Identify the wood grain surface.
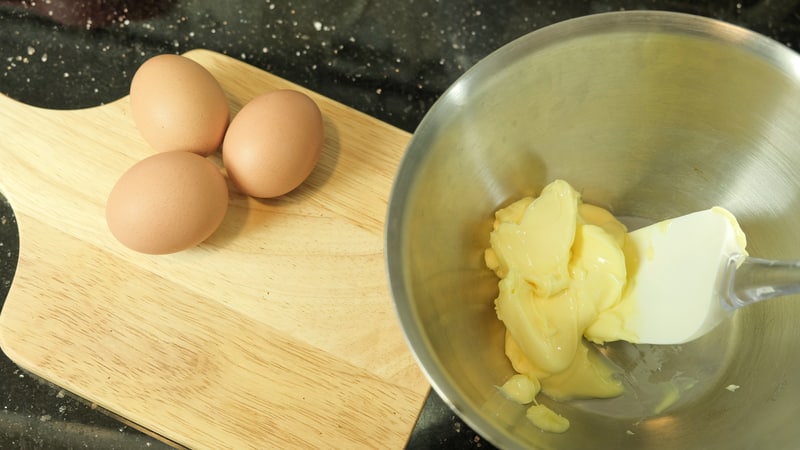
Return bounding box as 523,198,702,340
0,49,429,449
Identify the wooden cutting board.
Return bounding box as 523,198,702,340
0,49,429,449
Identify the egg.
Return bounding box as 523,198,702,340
222,89,324,198
130,54,229,156
106,152,229,254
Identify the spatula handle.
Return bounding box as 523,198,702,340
724,256,800,310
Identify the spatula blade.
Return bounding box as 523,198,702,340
624,208,747,345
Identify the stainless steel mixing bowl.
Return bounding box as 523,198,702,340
386,10,800,449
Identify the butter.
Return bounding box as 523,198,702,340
488,179,638,432
526,404,570,434
500,374,540,404
488,180,578,297
711,206,748,250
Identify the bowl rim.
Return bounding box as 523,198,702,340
384,10,800,449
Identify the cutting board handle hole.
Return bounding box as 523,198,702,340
0,193,19,309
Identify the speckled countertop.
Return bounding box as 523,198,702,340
1,1,800,448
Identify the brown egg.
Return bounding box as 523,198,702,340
106,152,229,254
222,89,324,198
130,54,229,156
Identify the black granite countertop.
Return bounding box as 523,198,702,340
2,1,800,448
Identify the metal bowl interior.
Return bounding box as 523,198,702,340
386,11,800,450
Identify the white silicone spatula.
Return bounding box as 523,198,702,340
624,207,800,345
